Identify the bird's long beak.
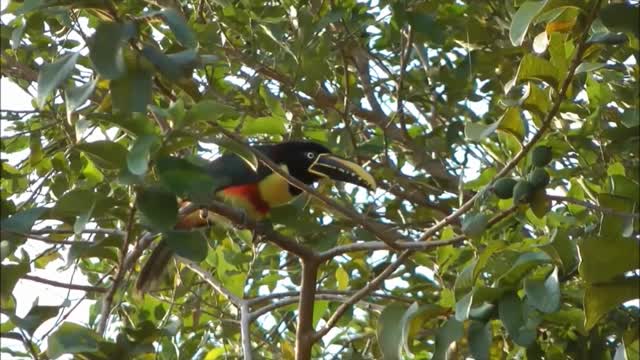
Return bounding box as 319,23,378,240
308,154,376,190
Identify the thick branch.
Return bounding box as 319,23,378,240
295,258,320,360
240,302,253,360
205,200,317,259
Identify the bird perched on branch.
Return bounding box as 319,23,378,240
135,141,376,294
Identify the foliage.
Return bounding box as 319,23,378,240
1,0,638,359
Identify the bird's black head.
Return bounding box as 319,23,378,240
270,141,376,191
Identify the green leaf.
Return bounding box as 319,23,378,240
599,3,640,37
530,188,550,218
510,1,547,46
10,18,26,50
614,342,629,360
516,54,561,89
542,228,579,275
155,156,223,198
497,107,527,141
0,262,29,307
157,9,197,48
575,62,607,74
497,252,552,286
15,302,60,335
464,121,499,142
621,108,639,128
468,321,491,360
75,140,128,170
524,267,560,313
400,303,449,357
110,67,153,113
241,116,287,136
377,303,407,360
522,82,551,116
141,45,199,80
53,189,97,217
65,78,97,113
136,187,178,231
68,241,118,263
127,134,160,176
578,235,639,284
498,293,536,347
461,213,489,238
455,291,474,321
164,230,208,262
47,322,102,358
185,100,238,123
312,300,329,328
408,12,445,45
214,139,259,172
0,207,46,243
37,52,79,108
433,318,464,360
73,199,95,235
584,277,639,330
89,21,136,79
336,266,348,290
258,24,298,63
454,259,478,294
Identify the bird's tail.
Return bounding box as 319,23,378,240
135,203,209,295
135,240,173,295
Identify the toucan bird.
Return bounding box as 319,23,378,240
135,141,376,293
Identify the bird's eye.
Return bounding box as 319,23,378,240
306,152,315,159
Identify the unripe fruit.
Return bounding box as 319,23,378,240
513,180,535,203
528,167,550,189
493,178,517,199
531,146,553,167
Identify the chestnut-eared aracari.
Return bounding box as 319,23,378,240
135,141,375,294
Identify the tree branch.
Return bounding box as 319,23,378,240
178,258,243,307
250,293,385,322
22,274,108,293
240,302,253,360
295,258,320,360
205,200,317,259
97,205,136,335
547,194,639,218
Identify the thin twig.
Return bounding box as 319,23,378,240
547,194,639,218
396,25,413,138
250,293,384,321
22,274,108,293
178,258,242,307
97,205,137,335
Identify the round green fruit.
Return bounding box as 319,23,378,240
493,178,517,199
531,146,553,167
528,168,550,189
513,180,535,203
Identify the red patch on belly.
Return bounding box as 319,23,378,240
219,184,271,216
